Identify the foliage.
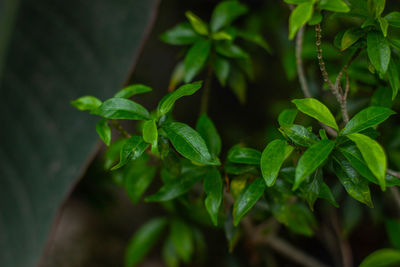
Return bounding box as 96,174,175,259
71,0,400,266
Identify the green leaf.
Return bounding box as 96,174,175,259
0,1,159,266
112,136,149,170
388,59,400,100
340,145,380,185
70,96,102,111
236,30,272,53
367,0,386,18
163,122,219,165
210,0,248,32
301,169,338,210
367,31,391,74
124,160,157,203
203,167,223,226
196,114,222,157
215,42,249,59
96,119,111,146
185,11,208,35
145,167,208,202
371,87,393,108
341,106,395,135
385,12,400,27
280,124,320,147
227,146,261,165
93,98,150,120
158,81,202,116
386,219,400,250
318,0,350,12
378,17,389,37
169,219,194,263
184,39,211,82
333,152,374,207
341,28,364,51
288,2,314,40
347,133,387,190
270,200,316,236
160,22,200,45
162,238,179,267
142,119,158,149
359,249,400,267
233,177,266,226
294,140,335,190
125,217,167,267
213,56,230,87
211,30,233,41
292,98,339,131
228,67,247,104
278,109,298,126
261,139,293,186
114,84,152,99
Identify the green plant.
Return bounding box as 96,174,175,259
71,0,400,266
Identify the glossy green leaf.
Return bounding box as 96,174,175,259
184,39,211,82
385,12,400,27
142,119,158,148
70,96,102,111
211,30,233,41
210,0,248,32
169,219,194,263
333,152,373,207
158,81,202,116
261,139,293,186
162,238,179,267
203,167,223,226
301,169,338,210
340,145,379,185
359,249,400,267
96,119,111,146
160,22,200,45
342,106,395,135
213,56,230,87
386,219,400,250
227,146,261,165
215,42,249,59
341,28,364,51
112,136,149,170
388,59,399,100
294,140,335,190
368,0,385,18
185,11,208,35
236,30,271,53
347,133,387,190
278,109,298,126
280,124,320,147
367,31,391,74
196,114,222,157
233,177,266,226
288,2,313,40
124,217,167,267
114,84,152,99
163,122,219,165
378,17,389,37
145,167,208,202
93,98,150,120
292,98,339,131
318,0,350,12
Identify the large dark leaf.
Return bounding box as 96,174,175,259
0,0,159,266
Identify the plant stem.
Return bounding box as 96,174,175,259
200,56,214,115
296,26,312,98
388,169,400,179
331,211,353,267
295,25,337,137
110,120,131,138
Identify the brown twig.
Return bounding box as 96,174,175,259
388,169,400,179
331,211,353,267
110,120,131,138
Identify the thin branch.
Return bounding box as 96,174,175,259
200,54,214,115
331,211,353,267
388,169,400,179
296,26,312,98
295,25,337,137
110,120,131,138
262,235,330,267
